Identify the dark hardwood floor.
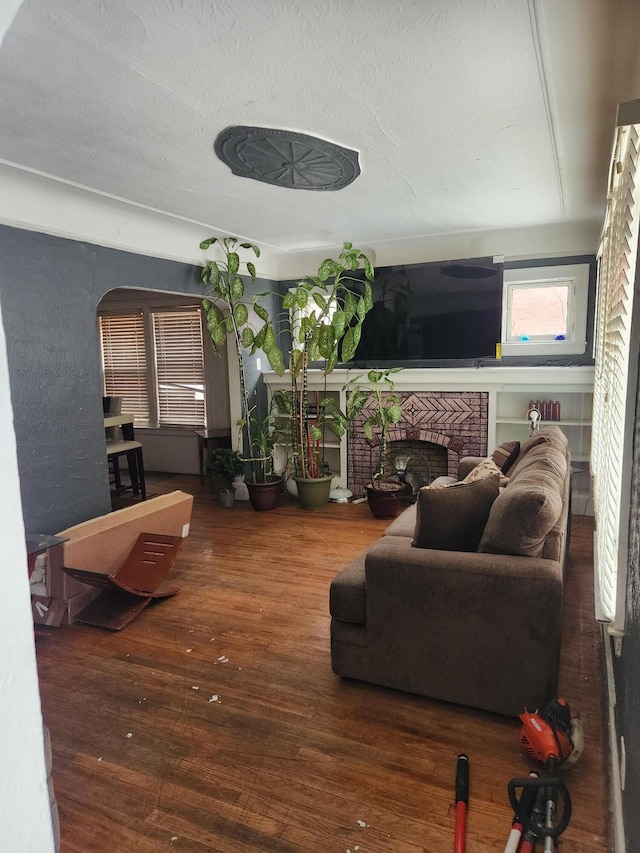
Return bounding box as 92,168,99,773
35,474,610,852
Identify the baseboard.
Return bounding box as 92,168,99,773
602,623,626,852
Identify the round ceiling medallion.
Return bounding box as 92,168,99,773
214,126,360,191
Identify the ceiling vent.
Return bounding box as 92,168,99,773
214,126,360,191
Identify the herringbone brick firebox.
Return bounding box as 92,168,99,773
347,390,489,497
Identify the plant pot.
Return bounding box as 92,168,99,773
366,481,405,519
246,475,282,511
219,488,235,508
294,474,334,510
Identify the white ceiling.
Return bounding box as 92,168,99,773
0,0,639,273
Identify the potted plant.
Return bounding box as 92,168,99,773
200,236,285,510
208,448,245,508
344,367,406,518
277,242,375,509
243,394,282,511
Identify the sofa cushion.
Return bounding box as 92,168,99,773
329,553,367,623
491,440,520,474
508,441,568,489
478,466,564,558
384,503,417,537
412,475,500,552
508,426,568,479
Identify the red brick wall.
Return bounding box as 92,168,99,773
347,390,488,496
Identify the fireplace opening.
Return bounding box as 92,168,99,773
388,439,448,496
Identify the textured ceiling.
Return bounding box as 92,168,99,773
0,0,636,256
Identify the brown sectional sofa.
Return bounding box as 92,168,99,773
330,426,571,717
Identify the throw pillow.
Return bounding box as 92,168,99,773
460,457,503,484
412,474,500,552
491,440,521,474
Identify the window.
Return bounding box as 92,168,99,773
501,264,590,356
592,118,640,635
100,312,150,425
99,306,206,429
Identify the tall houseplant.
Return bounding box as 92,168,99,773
345,367,406,517
200,236,284,509
277,242,375,507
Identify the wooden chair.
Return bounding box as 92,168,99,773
107,439,146,500
62,532,182,630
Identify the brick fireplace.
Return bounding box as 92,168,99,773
347,390,489,496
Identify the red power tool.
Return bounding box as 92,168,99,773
506,698,583,852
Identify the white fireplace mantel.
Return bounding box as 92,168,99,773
264,365,595,513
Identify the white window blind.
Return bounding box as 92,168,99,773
99,313,151,426
152,309,205,428
592,119,640,633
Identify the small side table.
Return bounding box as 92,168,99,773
195,428,232,483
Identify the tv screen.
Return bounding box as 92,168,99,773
343,256,503,364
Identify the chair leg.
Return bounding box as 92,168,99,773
126,450,140,495
135,446,146,500
112,456,122,491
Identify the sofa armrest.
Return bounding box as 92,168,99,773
363,537,563,715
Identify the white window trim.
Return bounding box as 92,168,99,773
500,263,590,356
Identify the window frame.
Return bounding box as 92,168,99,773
500,263,590,357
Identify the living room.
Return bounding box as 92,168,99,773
1,1,640,851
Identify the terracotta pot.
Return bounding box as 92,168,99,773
246,475,282,511
294,474,333,509
366,481,405,518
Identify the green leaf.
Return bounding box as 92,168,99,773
356,298,366,320
239,243,261,257
387,404,403,424
343,290,357,324
233,302,248,326
295,289,309,309
246,261,256,281
228,252,240,275
331,309,346,340
362,255,374,281
266,346,285,376
241,327,254,347
205,261,221,288
282,291,295,310
317,258,340,281
202,297,212,311
325,350,338,373
363,422,374,441
230,275,244,298
341,327,356,362
224,316,234,333
317,324,335,359
199,237,218,250
262,324,276,353
290,348,304,376
312,291,328,312
254,303,269,322
253,325,266,349
363,280,373,311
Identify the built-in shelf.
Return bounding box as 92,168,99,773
264,365,595,514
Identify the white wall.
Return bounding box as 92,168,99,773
0,299,54,851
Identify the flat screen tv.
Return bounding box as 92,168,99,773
342,256,503,364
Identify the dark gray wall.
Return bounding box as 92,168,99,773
615,354,640,850
0,225,277,533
